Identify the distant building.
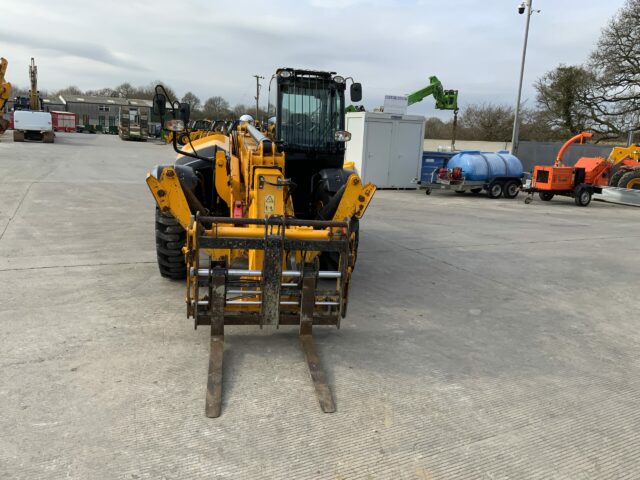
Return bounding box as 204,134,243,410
43,96,66,112
60,94,129,130
2,93,157,135
3,95,65,113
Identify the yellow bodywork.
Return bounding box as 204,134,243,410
0,57,12,134
608,144,640,165
147,123,376,283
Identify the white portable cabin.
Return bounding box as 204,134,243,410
344,112,425,188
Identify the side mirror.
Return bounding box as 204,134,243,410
350,83,362,103
152,93,166,116
178,102,191,123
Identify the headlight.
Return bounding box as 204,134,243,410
164,119,185,132
279,70,292,78
333,75,345,84
335,130,351,142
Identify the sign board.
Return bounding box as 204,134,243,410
383,95,408,115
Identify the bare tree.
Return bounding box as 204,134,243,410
232,104,251,119
535,64,595,137
141,81,177,102
113,82,134,98
181,91,201,112
85,87,117,97
459,103,514,141
56,85,83,96
424,117,455,139
203,96,231,118
585,0,640,140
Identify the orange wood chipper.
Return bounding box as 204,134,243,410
524,132,610,207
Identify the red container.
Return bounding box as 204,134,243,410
51,111,77,132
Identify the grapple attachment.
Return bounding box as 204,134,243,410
185,214,355,417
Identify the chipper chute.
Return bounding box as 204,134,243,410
147,70,375,417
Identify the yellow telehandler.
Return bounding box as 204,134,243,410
146,68,375,417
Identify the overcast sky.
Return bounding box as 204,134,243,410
1,0,627,118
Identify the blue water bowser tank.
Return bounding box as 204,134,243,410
446,150,524,182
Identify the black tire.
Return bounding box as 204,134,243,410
503,181,520,199
470,188,483,194
539,191,554,201
320,217,359,271
487,181,503,199
178,133,189,145
618,170,640,190
454,190,465,195
155,207,186,279
424,188,432,195
609,169,627,187
574,187,592,207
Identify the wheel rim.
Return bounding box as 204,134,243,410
491,185,501,196
626,178,640,190
581,192,590,203
508,184,518,196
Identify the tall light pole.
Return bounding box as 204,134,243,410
253,74,264,121
511,0,537,154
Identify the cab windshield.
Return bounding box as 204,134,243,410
279,79,343,150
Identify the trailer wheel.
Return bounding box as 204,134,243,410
539,191,554,201
487,181,503,199
574,187,592,207
503,181,520,199
609,169,627,187
155,207,186,279
618,170,640,190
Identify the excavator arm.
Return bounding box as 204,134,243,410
28,58,40,111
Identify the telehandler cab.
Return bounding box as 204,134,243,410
146,68,376,417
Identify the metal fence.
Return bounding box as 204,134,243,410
516,141,614,172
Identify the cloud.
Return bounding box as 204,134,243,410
0,30,143,71
1,0,628,118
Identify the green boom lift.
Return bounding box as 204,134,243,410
346,75,460,148
407,75,458,110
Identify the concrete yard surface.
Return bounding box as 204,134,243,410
1,133,639,479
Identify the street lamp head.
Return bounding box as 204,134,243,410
518,1,526,14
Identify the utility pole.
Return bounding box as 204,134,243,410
511,0,538,155
253,75,264,122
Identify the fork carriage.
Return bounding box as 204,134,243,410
186,214,355,416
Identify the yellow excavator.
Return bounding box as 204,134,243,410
0,57,11,135
12,58,53,143
146,68,376,417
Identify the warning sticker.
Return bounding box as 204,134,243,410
264,194,275,215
